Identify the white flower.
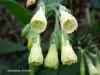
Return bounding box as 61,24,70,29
44,44,59,69
61,43,77,65
28,43,44,66
59,7,78,33
30,7,47,33
87,62,99,75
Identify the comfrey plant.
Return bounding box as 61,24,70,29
21,0,79,75
21,0,100,75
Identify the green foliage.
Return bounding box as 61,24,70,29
13,53,28,69
90,21,100,36
0,0,32,25
0,60,11,75
0,39,27,53
36,63,79,75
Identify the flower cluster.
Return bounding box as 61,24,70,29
22,0,78,69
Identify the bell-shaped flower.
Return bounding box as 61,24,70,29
61,43,77,65
59,6,78,33
28,43,44,66
96,60,100,74
44,44,59,69
30,7,47,33
87,61,99,75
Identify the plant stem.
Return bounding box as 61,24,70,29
80,49,85,75
29,64,34,75
53,8,60,34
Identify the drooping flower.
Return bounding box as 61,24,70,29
96,60,100,75
30,7,47,33
59,5,78,33
44,44,59,69
61,43,77,65
87,61,99,75
28,43,44,66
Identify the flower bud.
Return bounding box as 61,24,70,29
59,6,78,33
28,44,44,66
44,44,59,69
30,7,47,33
87,61,99,75
61,43,77,65
26,0,36,7
27,35,33,50
21,24,30,36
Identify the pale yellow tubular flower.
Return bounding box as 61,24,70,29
61,43,77,65
59,5,78,33
44,44,59,69
30,7,47,33
60,12,78,33
28,43,44,66
87,61,99,75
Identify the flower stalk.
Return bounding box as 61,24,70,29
29,63,34,75
80,50,85,75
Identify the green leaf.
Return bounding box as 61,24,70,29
0,60,11,75
0,0,32,25
35,63,80,75
0,60,11,70
90,21,100,36
0,39,27,53
36,67,58,75
58,63,79,75
13,53,28,69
